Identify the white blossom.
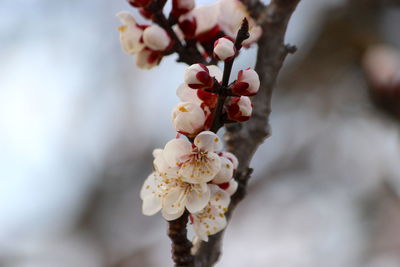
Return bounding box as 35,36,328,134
117,12,145,54
227,96,252,122
217,0,261,46
213,37,236,61
231,68,260,96
212,156,234,184
142,25,171,51
190,184,230,241
176,83,203,105
184,64,213,89
172,102,206,136
141,151,211,220
162,131,223,183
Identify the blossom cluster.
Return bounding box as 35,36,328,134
117,0,262,69
140,50,260,240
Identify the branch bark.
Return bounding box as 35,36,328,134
192,0,301,266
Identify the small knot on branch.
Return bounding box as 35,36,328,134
285,44,297,54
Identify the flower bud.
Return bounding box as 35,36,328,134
142,25,171,51
212,156,234,184
219,151,238,169
136,49,162,69
128,0,151,8
172,102,206,136
117,12,145,54
172,0,195,17
226,96,252,122
225,179,238,196
177,83,203,105
230,68,260,96
184,64,213,89
213,37,236,61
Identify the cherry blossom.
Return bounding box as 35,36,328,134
230,68,260,96
212,156,234,184
213,37,236,61
190,184,230,241
226,96,253,122
172,102,206,136
218,0,262,47
163,131,223,183
142,25,172,51
117,12,145,54
184,64,214,89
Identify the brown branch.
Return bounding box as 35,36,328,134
192,0,301,266
168,210,194,267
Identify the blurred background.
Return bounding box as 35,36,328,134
1,0,400,266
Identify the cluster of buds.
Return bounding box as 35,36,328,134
117,0,262,69
174,60,260,135
140,26,260,241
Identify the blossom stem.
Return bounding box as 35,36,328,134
168,210,194,267
210,19,250,133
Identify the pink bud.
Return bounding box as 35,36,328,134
230,68,260,96
135,49,162,69
226,96,252,122
172,0,195,17
128,0,151,8
172,102,206,136
213,37,236,61
184,64,213,89
142,25,171,51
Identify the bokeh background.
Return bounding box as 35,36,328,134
1,0,400,266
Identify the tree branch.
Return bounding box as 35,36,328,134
192,0,301,266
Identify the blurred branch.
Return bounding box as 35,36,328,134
192,1,301,266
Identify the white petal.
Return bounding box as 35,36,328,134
176,83,202,104
143,25,171,51
237,96,252,116
213,38,235,61
209,184,230,208
162,208,185,221
186,184,211,213
162,187,187,215
180,152,221,183
226,179,238,196
152,148,163,158
142,195,162,216
163,138,192,167
153,152,179,177
189,3,220,35
117,11,145,54
140,172,158,200
212,156,234,184
220,151,239,169
207,65,223,83
172,102,206,135
194,131,222,152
